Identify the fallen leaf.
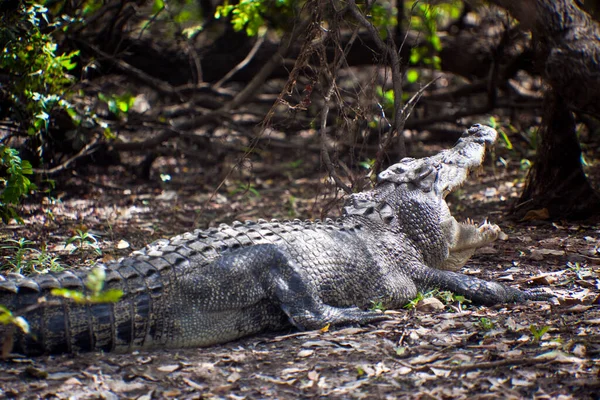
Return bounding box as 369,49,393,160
564,305,592,313
416,297,444,312
498,274,514,281
227,372,241,383
521,208,549,221
157,365,180,373
297,349,314,358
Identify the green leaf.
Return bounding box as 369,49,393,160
429,34,442,52
152,0,164,14
0,306,30,334
89,289,123,303
50,288,87,302
58,51,79,70
499,129,513,150
20,160,33,175
407,69,419,83
85,267,106,294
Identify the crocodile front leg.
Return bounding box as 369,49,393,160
414,266,551,305
440,218,501,271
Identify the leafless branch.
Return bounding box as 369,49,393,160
82,42,181,99
32,138,101,175
348,0,406,175
213,30,267,89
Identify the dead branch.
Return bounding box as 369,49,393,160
213,30,267,89
320,83,352,195
348,0,407,166
32,138,102,175
82,42,180,99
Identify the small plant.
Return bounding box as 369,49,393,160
66,230,102,256
566,261,594,280
529,324,550,343
1,238,36,272
97,92,136,119
404,292,427,309
51,267,123,304
477,317,495,331
370,300,387,312
0,146,37,222
1,238,63,274
286,159,303,170
230,182,261,198
520,159,532,171
286,195,297,218
215,0,293,37
438,291,470,312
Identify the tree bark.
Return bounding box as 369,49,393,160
490,0,600,219
517,93,599,218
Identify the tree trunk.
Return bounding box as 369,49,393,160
490,0,600,219
516,93,599,218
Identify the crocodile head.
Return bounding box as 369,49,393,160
377,124,498,203
343,124,498,270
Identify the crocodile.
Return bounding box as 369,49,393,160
0,124,548,355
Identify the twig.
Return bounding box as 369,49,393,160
316,2,363,194
320,83,352,194
422,81,488,101
213,29,267,89
224,22,302,112
32,138,101,175
348,0,406,173
81,42,180,98
404,105,493,129
435,355,560,372
112,111,227,151
401,77,441,122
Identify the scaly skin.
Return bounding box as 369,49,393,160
0,125,549,355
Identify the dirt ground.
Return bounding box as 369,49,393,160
0,147,599,399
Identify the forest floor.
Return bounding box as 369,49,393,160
0,141,599,399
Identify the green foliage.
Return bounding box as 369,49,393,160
0,2,82,220
66,230,102,256
230,182,261,198
0,305,30,335
404,291,427,309
1,3,79,135
520,158,532,171
51,267,123,304
376,86,395,113
477,317,495,331
405,1,462,81
369,300,387,311
566,261,595,281
286,194,297,218
364,1,398,38
1,238,63,274
529,324,549,343
437,290,470,311
98,93,136,118
404,289,471,311
0,146,37,222
215,0,293,36
359,158,376,170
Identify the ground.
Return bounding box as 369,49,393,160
0,145,599,399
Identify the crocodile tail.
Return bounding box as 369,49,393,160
0,256,167,356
